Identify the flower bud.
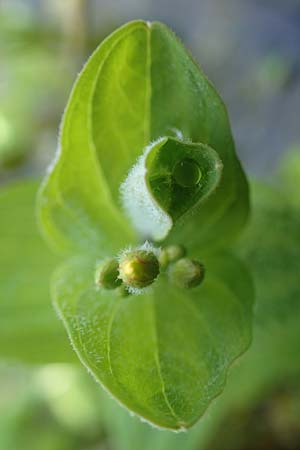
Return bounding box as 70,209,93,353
169,258,205,289
95,258,122,290
159,244,186,268
119,250,160,289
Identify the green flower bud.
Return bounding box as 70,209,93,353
159,244,186,268
169,258,205,289
173,158,202,188
119,250,160,289
95,258,122,290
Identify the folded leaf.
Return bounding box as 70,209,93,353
122,137,222,240
0,180,75,364
38,20,249,254
53,253,253,430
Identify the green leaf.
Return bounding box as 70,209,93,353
38,20,249,254
53,252,253,430
0,180,75,364
121,136,222,240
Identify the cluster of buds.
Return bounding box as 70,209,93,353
95,245,160,296
95,243,205,296
159,244,205,289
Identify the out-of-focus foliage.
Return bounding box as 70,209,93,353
0,180,75,363
277,147,300,208
0,364,106,450
0,8,73,169
0,3,117,174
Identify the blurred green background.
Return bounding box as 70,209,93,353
0,1,299,449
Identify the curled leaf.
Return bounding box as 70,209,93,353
121,136,222,240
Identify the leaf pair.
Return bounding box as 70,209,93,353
36,20,253,429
